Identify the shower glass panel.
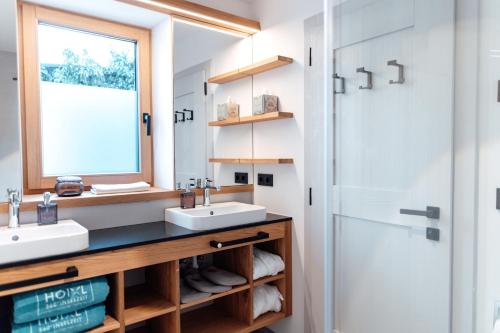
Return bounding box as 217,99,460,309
326,0,455,332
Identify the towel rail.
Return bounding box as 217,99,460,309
210,232,270,249
0,266,78,292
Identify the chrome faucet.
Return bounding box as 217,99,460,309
203,179,221,207
7,189,21,228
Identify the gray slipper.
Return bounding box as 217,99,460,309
185,272,232,293
180,280,211,304
201,266,247,286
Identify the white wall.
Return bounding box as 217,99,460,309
199,1,324,331
0,50,22,201
251,1,323,332
475,0,500,330
152,18,175,189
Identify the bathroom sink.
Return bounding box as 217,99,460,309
0,220,89,265
165,202,267,230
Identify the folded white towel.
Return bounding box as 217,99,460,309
253,248,285,280
253,284,283,319
90,181,151,195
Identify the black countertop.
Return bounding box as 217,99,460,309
0,213,291,270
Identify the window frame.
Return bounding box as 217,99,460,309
20,3,152,191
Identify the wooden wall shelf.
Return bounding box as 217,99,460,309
209,158,294,165
209,112,294,127
208,56,293,84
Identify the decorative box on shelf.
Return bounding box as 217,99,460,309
253,94,279,115
217,99,239,121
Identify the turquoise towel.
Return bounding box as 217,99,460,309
12,304,106,333
13,277,109,324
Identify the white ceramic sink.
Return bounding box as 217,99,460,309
0,220,89,265
165,202,267,230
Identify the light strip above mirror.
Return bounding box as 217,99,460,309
117,0,261,36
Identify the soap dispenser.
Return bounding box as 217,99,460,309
180,184,196,209
37,192,58,225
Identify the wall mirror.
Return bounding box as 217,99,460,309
173,20,254,189
0,0,23,203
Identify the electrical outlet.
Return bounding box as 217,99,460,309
235,172,248,184
258,173,273,187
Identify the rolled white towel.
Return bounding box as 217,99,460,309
91,181,151,195
253,248,285,280
253,284,283,319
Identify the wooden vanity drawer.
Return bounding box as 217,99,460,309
0,221,288,296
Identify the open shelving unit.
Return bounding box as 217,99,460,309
209,158,294,165
0,221,292,333
207,55,294,166
208,56,293,84
96,223,290,333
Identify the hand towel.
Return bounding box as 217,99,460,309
201,266,247,286
180,280,211,304
253,284,283,320
253,248,285,280
12,304,106,333
185,272,232,294
13,277,109,324
90,181,151,195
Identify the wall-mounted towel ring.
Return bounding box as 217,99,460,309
184,108,194,121
175,111,185,122
333,73,345,94
356,67,373,90
387,60,405,84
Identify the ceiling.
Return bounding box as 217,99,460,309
173,20,241,46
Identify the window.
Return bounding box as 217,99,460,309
21,4,152,190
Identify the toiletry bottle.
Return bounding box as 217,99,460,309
37,192,58,225
180,184,196,209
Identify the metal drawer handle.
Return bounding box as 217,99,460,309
400,206,440,219
0,266,79,292
210,232,270,249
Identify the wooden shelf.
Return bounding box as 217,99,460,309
1,185,254,213
253,312,287,328
254,273,286,287
86,316,121,333
181,305,249,333
209,112,294,127
208,56,293,84
209,158,294,165
124,285,177,326
180,284,250,310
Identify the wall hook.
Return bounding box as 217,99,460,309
387,60,405,84
356,67,373,90
175,111,185,122
183,108,194,121
333,73,345,94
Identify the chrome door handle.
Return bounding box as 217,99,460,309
400,206,440,219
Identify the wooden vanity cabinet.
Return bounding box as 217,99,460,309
0,221,292,333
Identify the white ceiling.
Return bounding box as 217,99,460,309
0,0,17,53
173,21,241,46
